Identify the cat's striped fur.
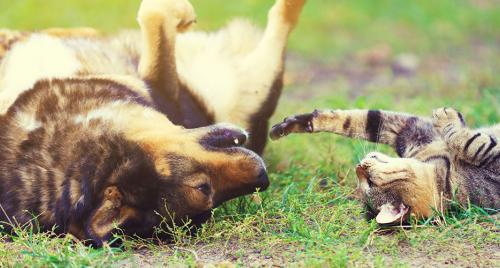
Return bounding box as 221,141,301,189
270,108,499,223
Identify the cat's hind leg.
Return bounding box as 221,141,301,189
433,107,499,166
230,0,307,154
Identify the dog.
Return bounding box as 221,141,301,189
0,0,306,245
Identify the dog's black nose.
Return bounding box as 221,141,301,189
201,126,248,149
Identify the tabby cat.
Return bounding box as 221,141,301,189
270,107,499,223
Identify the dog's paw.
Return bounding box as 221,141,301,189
269,112,315,140
138,0,196,32
269,0,306,26
432,107,465,134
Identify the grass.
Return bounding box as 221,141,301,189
1,0,499,267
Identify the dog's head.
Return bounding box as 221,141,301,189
129,122,269,223
84,121,269,245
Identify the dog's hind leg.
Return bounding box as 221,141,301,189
137,0,196,124
238,0,307,154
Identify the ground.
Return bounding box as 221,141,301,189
0,0,499,267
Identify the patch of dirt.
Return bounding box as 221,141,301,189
282,40,500,101
115,239,299,267
118,219,500,267
365,220,500,268
390,242,500,268
283,51,390,100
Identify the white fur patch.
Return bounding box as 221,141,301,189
72,100,160,130
73,101,130,125
0,35,81,113
14,112,42,132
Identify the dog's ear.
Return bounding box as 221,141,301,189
85,186,138,246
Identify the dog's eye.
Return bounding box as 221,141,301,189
196,183,211,196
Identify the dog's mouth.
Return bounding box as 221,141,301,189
194,125,269,208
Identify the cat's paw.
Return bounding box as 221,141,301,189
432,107,465,134
269,112,316,140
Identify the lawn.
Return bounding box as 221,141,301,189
0,0,499,267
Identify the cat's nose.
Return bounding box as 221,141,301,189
357,164,377,190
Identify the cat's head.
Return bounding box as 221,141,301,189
355,152,440,224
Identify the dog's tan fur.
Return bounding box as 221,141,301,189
0,0,307,245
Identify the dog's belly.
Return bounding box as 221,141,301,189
0,21,267,132
0,35,81,113
175,21,264,129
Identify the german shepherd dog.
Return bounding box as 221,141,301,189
0,0,306,245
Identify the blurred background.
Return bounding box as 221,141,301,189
1,1,498,56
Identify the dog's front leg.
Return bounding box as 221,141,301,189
239,0,307,153
137,0,196,124
243,0,307,74
241,0,307,94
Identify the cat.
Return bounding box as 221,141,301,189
270,107,499,223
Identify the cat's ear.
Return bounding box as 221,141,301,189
375,203,408,224
85,186,138,246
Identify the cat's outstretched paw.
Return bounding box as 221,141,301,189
269,112,316,140
432,107,465,135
